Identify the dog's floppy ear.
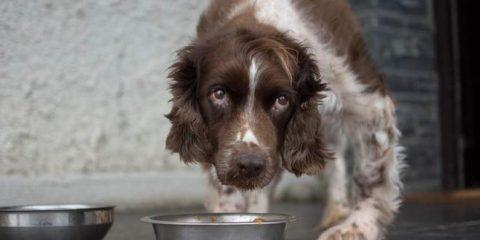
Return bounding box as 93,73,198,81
165,44,212,163
282,49,333,176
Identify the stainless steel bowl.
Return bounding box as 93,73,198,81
141,213,289,240
0,204,114,240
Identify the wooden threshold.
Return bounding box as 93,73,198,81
405,189,480,204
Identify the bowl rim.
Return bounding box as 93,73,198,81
140,212,290,226
0,204,115,213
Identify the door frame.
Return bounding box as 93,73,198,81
434,0,464,190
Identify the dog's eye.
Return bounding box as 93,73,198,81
209,87,228,105
213,89,226,100
272,95,289,112
276,95,289,106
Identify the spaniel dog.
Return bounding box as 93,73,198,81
165,0,404,239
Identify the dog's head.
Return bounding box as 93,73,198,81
166,26,332,189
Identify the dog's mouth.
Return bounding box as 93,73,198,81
212,144,279,189
214,165,277,190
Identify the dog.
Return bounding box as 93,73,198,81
165,0,404,239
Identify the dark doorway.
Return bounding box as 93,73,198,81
436,0,480,190
457,1,480,188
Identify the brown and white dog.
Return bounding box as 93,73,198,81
165,0,405,239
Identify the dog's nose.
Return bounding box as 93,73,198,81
235,154,265,178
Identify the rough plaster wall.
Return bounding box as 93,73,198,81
0,0,210,176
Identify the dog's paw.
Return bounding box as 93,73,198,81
318,217,382,240
317,202,351,230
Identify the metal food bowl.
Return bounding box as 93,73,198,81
141,213,289,240
0,204,115,240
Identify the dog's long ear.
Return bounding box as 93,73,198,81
282,49,333,176
165,44,212,164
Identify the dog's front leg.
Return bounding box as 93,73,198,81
319,96,404,240
244,173,280,213
318,133,351,230
204,168,279,213
204,168,247,212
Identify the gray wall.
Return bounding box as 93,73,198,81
0,0,214,209
0,0,440,209
0,0,208,176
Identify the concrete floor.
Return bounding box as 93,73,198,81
105,201,480,240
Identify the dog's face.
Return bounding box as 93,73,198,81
166,27,332,189
197,42,296,189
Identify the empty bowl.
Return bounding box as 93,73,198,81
141,213,289,240
0,204,114,240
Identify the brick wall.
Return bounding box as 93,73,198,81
350,0,441,190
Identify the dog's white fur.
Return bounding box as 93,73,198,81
241,58,262,146
201,1,405,239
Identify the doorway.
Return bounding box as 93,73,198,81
436,0,480,189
